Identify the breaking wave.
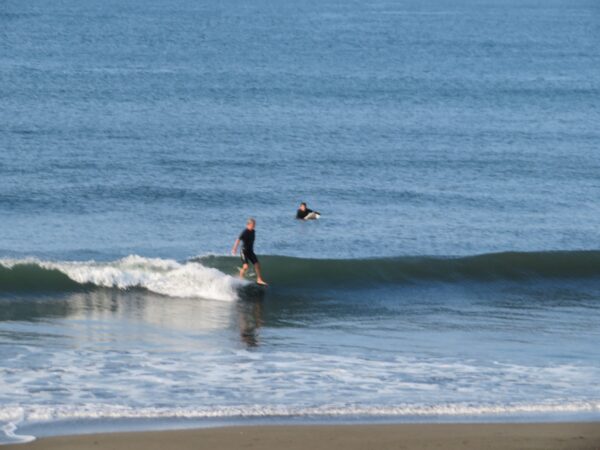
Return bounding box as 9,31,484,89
0,256,244,301
1,250,599,297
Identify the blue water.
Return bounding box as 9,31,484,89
1,0,600,444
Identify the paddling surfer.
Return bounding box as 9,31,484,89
231,218,268,286
296,202,320,220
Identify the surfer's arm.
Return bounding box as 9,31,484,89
231,238,241,255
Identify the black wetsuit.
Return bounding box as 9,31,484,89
296,208,318,219
239,228,258,265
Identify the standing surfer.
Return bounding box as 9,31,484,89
231,218,268,286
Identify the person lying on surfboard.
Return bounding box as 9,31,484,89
296,202,320,220
231,218,268,286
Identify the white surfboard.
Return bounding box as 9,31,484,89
304,212,320,220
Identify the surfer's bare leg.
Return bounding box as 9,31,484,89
254,263,268,286
239,263,249,278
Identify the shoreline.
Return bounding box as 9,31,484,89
5,422,600,450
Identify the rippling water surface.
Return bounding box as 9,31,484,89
1,0,600,443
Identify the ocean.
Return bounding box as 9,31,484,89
1,0,600,444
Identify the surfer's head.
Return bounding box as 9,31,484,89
246,218,256,230
299,202,307,211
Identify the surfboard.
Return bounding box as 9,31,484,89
236,268,267,287
241,281,268,292
236,267,256,277
304,212,320,220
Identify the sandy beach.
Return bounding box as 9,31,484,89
7,422,600,450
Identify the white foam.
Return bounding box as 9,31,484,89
1,348,600,442
0,412,35,444
0,255,245,301
1,401,599,425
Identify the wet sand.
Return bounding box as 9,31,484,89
7,422,600,450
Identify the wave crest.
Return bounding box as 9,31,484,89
198,250,600,286
0,256,244,301
1,250,599,297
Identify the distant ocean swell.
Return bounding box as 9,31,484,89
0,251,599,299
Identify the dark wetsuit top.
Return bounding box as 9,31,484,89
239,229,258,264
296,208,315,219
